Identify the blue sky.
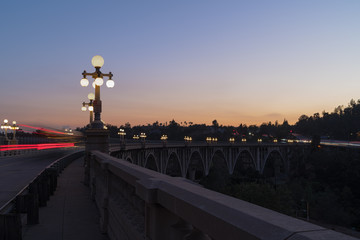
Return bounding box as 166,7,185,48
1,1,360,129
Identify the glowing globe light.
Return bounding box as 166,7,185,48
81,106,87,112
80,78,89,87
106,79,115,88
92,81,96,88
95,77,103,86
88,93,95,100
12,121,16,124
4,119,8,123
91,55,104,68
88,106,94,112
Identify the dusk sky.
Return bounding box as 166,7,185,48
1,1,360,129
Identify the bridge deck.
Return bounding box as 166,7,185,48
22,157,108,240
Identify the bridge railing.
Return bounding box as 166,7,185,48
0,151,84,240
87,150,356,240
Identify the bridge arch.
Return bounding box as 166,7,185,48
186,150,205,181
262,150,286,183
232,149,258,183
209,149,229,174
165,152,182,177
145,152,159,172
202,149,230,191
233,149,256,172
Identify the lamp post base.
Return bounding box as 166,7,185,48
85,128,109,154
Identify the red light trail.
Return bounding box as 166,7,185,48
0,143,75,151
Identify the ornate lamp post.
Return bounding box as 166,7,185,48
206,137,218,145
1,120,19,144
161,134,168,147
1,119,10,141
80,55,114,129
140,132,147,148
118,129,126,148
11,121,19,143
184,136,192,146
81,93,95,124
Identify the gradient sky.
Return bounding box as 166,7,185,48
1,1,360,129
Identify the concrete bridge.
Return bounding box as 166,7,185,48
1,140,358,240
110,142,306,181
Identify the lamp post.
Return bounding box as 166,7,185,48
80,55,114,129
206,137,218,145
161,134,168,147
184,136,192,146
11,121,19,143
118,129,126,148
81,93,95,124
1,119,10,141
140,132,147,148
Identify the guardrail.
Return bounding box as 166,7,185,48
87,151,357,240
0,151,84,240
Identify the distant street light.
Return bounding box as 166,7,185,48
1,119,11,141
133,135,140,140
241,138,247,143
161,134,168,147
80,55,114,129
118,129,126,148
11,121,19,142
184,136,192,146
140,132,147,148
81,93,95,124
206,137,218,144
1,119,19,144
229,137,235,144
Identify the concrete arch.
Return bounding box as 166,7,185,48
262,149,285,174
187,150,205,181
209,149,229,174
145,152,159,172
233,149,256,172
262,150,286,179
165,152,182,177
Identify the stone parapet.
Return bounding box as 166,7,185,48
88,151,358,240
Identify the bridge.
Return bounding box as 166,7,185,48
110,142,304,181
0,139,358,239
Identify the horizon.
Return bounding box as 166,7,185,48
1,1,360,129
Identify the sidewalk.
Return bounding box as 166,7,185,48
22,157,108,240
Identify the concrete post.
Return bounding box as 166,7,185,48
84,128,109,186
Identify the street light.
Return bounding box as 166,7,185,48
206,137,218,144
140,132,147,141
184,136,192,146
1,119,11,141
133,135,140,140
161,134,168,147
11,121,19,142
81,93,95,124
118,129,126,148
229,137,235,144
80,55,114,129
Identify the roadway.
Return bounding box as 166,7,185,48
0,148,81,208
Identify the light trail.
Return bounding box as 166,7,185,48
0,143,75,151
18,124,70,135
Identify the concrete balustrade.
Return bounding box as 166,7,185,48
88,151,358,240
0,151,84,240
